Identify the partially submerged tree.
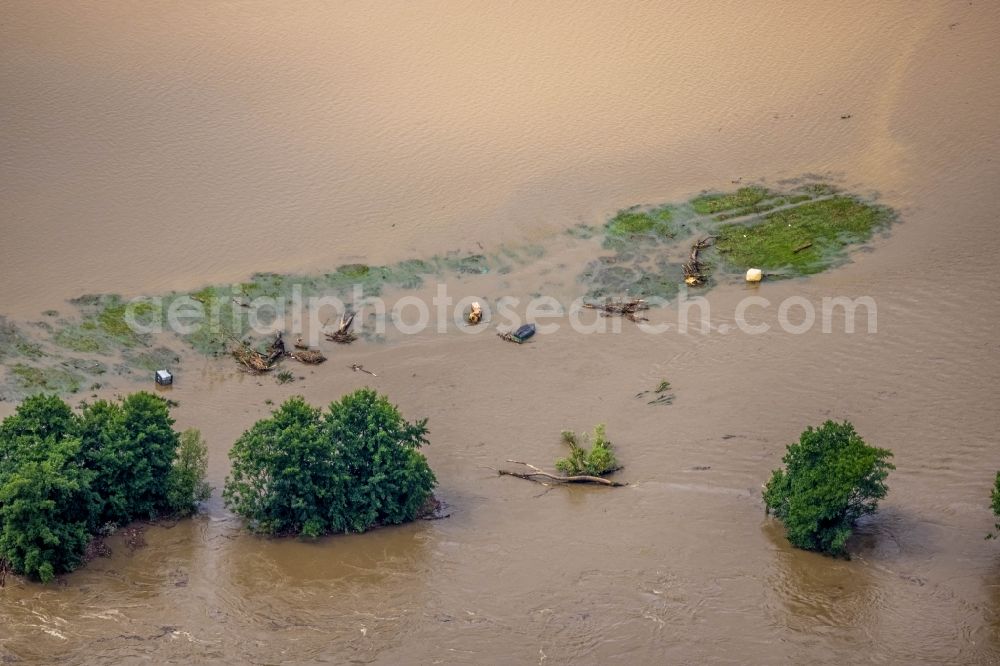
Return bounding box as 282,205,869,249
0,393,208,583
0,438,98,583
324,389,435,532
224,390,436,537
556,424,619,476
763,420,893,557
500,424,625,487
167,429,212,518
78,393,182,525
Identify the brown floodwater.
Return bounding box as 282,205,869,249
2,1,1000,663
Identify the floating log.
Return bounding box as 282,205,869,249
583,298,649,323
499,460,626,487
349,363,376,376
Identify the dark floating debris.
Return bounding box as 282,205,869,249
636,379,674,406
230,332,284,374
498,322,536,344
583,299,649,323
349,363,376,376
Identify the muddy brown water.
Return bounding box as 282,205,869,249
2,1,1000,663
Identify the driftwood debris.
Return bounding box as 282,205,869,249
326,312,357,344
230,333,285,374
683,237,714,286
293,336,309,350
290,349,326,364
793,241,814,254
583,298,649,323
349,363,376,376
636,379,674,406
499,460,626,487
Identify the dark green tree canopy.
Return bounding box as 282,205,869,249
0,437,98,582
0,393,209,582
763,420,894,557
224,390,436,537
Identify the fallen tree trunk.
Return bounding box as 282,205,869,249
683,236,713,286
499,460,626,487
582,298,649,323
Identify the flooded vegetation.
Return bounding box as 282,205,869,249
0,183,893,402
1,1,999,663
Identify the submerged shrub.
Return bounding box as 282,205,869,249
556,424,619,476
166,429,212,517
763,421,893,557
78,392,181,525
0,438,97,583
0,392,206,582
223,389,436,537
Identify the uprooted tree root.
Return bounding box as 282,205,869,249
583,298,649,323
326,312,357,344
498,460,627,487
289,349,326,364
229,333,285,374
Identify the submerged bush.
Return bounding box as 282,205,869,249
167,429,212,518
223,389,436,537
556,424,619,476
763,421,893,557
0,393,207,582
989,472,1000,539
78,392,181,525
0,438,97,583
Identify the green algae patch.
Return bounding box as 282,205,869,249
124,347,182,373
604,206,677,244
435,253,490,275
579,255,683,301
53,323,105,353
566,224,600,240
336,263,371,279
97,298,156,344
0,317,21,361
52,295,158,354
10,363,83,394
0,180,897,400
713,196,893,276
690,186,772,215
